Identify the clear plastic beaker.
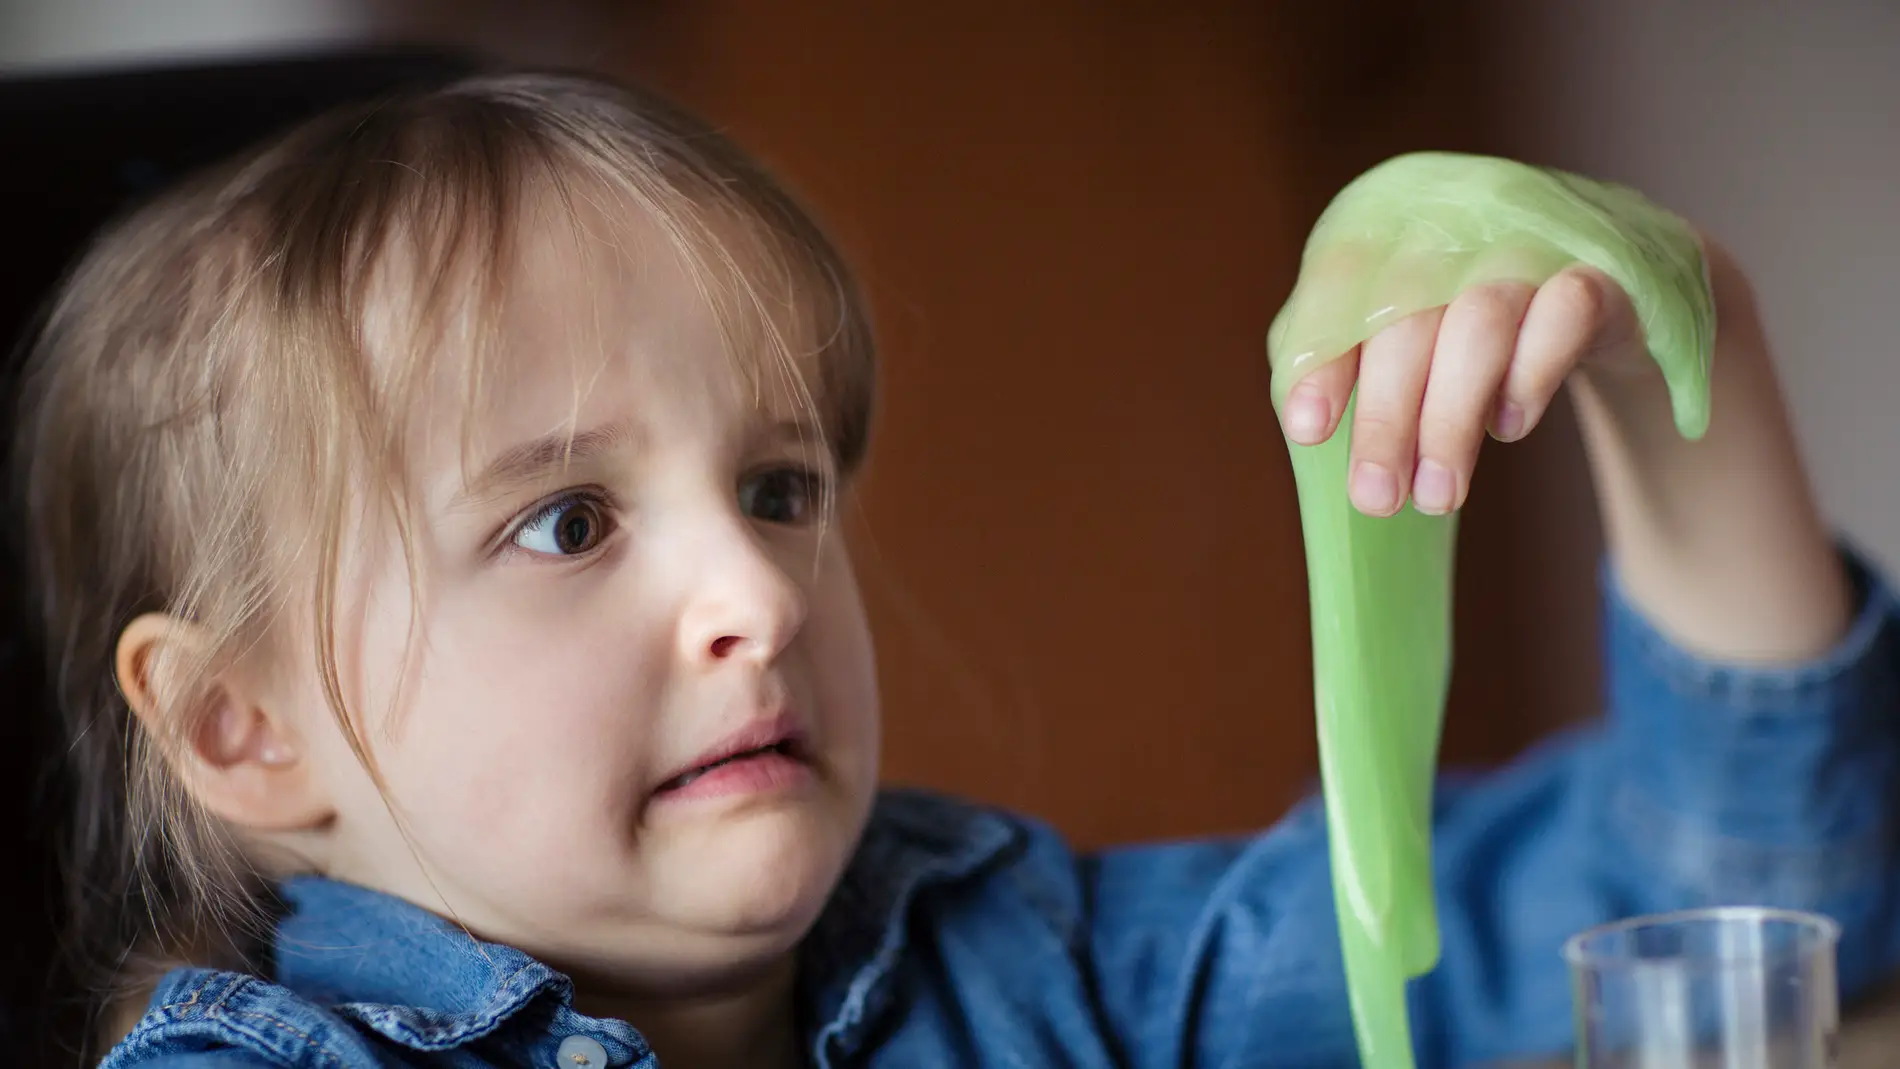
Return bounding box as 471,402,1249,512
1564,907,1841,1068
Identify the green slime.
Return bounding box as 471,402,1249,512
1266,152,1717,1068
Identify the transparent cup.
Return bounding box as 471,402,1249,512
1564,907,1841,1068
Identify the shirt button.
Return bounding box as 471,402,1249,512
556,1035,610,1068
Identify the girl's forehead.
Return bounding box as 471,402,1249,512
356,179,838,483
500,217,805,409
404,220,817,469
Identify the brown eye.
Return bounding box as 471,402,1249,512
513,495,613,556
740,468,824,525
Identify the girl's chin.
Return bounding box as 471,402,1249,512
651,789,864,899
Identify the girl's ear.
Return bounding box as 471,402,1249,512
116,612,333,833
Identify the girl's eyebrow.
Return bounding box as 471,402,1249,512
761,417,829,452
452,418,642,508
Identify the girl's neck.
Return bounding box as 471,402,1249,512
575,956,805,1069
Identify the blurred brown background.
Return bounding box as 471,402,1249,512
612,2,1602,848
614,0,1604,848
3,0,1890,855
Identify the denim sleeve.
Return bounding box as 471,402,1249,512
1078,551,1900,1069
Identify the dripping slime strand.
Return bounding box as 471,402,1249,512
1266,152,1717,1069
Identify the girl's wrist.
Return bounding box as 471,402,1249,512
1567,247,1852,662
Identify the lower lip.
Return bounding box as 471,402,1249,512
654,750,814,804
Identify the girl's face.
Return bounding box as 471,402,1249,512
272,205,881,1000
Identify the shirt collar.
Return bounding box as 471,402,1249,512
800,789,1021,1063
271,877,642,1056
268,788,1019,1060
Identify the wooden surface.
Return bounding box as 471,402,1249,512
1490,978,1900,1067
1838,982,1900,1069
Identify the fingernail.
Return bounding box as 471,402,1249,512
1412,459,1456,514
1350,461,1400,515
1493,401,1526,441
1284,388,1331,444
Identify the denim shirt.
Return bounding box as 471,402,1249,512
104,556,1900,1069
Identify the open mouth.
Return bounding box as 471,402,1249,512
659,739,802,793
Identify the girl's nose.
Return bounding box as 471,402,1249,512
676,524,808,669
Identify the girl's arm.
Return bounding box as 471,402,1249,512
870,235,1900,1069
1069,224,1897,1068
1571,239,1852,661
1070,569,1900,1067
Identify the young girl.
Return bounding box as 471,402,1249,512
15,68,1900,1069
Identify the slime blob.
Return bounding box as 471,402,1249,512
1267,152,1716,1068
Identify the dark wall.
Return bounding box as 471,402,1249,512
0,49,474,1067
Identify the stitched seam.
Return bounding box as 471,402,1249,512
213,1008,342,1069
339,963,560,1048
1609,553,1895,712
1627,620,1874,711
155,987,204,1015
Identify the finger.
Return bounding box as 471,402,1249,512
1277,242,1382,366
1413,282,1535,514
1281,347,1361,446
1497,265,1638,441
1349,307,1442,517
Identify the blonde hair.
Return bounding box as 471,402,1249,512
10,68,874,1047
